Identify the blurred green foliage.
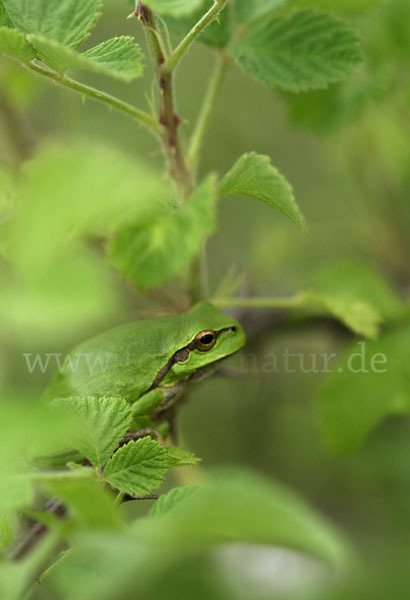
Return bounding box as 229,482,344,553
0,0,409,598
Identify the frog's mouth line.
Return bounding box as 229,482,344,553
147,326,238,393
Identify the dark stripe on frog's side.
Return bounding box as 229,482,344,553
147,327,232,393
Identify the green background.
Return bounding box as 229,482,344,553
1,0,409,598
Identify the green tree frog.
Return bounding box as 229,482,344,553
44,302,245,419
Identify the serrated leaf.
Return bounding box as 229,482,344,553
149,485,200,517
109,174,217,290
82,36,143,81
37,470,121,529
219,153,305,231
3,0,101,49
167,447,201,467
53,397,132,468
232,9,363,92
143,0,203,17
318,321,410,453
27,34,143,81
103,438,168,496
0,25,35,60
234,0,288,24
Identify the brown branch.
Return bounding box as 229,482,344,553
8,498,66,561
134,3,194,202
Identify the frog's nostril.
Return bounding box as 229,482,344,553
231,326,237,333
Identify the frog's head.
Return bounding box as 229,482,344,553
161,302,245,385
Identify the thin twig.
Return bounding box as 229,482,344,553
213,294,306,310
161,0,230,75
188,51,231,172
8,498,65,562
135,4,194,202
24,61,161,134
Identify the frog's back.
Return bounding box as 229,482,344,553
43,303,239,403
43,317,178,403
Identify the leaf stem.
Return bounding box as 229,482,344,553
114,491,125,506
213,294,306,310
20,526,66,599
24,61,161,134
161,0,230,75
188,51,230,172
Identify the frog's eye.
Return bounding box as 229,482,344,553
195,330,216,352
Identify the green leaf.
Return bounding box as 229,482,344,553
36,470,121,529
309,292,382,340
0,246,119,342
82,36,143,81
0,25,35,60
281,72,388,134
234,0,288,24
312,262,403,321
0,473,34,513
49,468,350,599
53,397,132,468
103,438,168,496
143,0,203,17
219,153,305,231
0,164,14,216
5,143,166,274
153,469,350,568
0,528,64,600
302,261,404,339
0,1,13,27
149,485,200,517
289,0,383,12
167,447,201,467
232,9,363,92
3,0,101,49
48,470,349,599
109,174,217,290
318,321,410,454
165,2,232,48
0,399,79,470
252,290,383,338
0,514,15,552
27,34,143,81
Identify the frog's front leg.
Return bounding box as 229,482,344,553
119,387,179,447
124,384,187,447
